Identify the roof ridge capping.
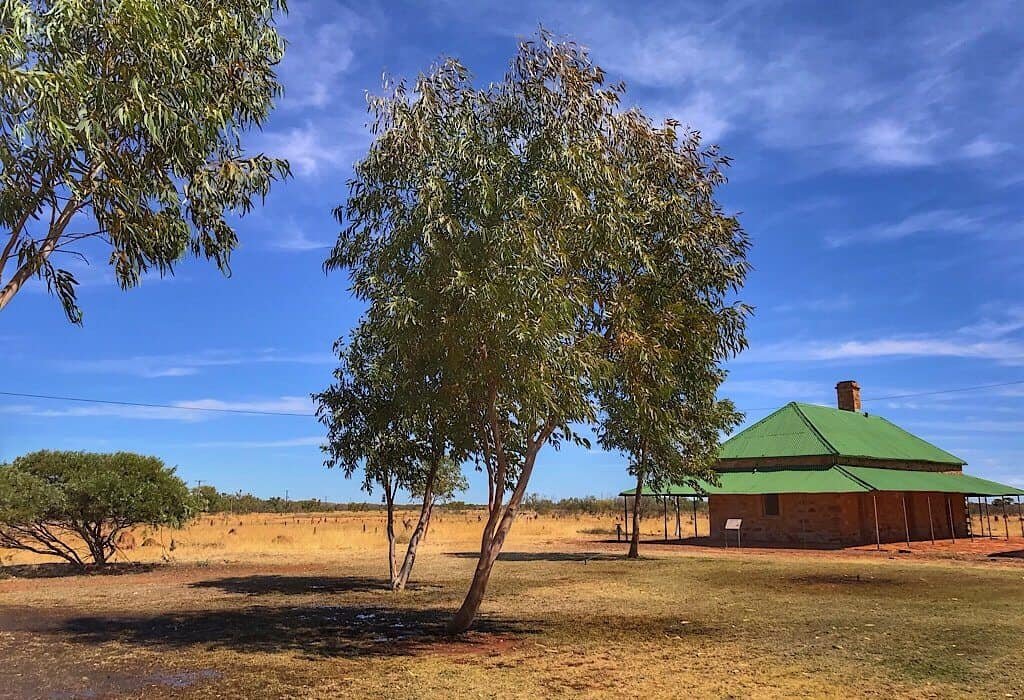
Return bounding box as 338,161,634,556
790,401,839,456
718,399,965,465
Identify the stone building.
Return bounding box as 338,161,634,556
621,381,1023,547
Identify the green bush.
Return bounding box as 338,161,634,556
0,450,196,567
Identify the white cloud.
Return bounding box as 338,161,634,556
773,293,854,314
907,418,1024,434
741,304,1024,365
184,436,323,449
853,120,944,168
1,396,313,422
175,396,312,414
825,207,1024,248
62,348,334,378
276,2,372,110
721,378,829,400
958,305,1024,339
267,220,333,252
259,122,351,177
457,0,1024,171
742,337,1024,365
961,136,1010,159
4,403,205,422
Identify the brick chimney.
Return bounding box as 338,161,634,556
836,380,861,412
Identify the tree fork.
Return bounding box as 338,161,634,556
447,425,550,634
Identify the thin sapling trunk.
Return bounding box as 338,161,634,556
628,469,644,558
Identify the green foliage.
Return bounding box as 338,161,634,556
329,27,749,625
314,326,469,504
410,458,468,505
0,0,290,322
0,450,195,566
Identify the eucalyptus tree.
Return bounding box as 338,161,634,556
592,107,749,558
330,32,750,633
0,0,289,322
396,456,467,590
315,328,469,591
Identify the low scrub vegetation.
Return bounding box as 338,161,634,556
0,450,195,567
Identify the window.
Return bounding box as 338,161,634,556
763,493,780,517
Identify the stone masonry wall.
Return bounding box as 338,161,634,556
709,492,968,546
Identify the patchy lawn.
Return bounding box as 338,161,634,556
2,521,1023,698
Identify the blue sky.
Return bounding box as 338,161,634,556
2,0,1023,502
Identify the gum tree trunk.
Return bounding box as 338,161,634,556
447,417,553,634
446,490,522,634
392,464,438,591
628,470,644,558
383,482,398,587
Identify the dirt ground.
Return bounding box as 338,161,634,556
2,510,1023,699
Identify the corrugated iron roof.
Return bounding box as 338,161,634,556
619,466,1024,497
718,402,965,465
840,465,1024,496
618,467,871,496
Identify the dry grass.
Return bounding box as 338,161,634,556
0,508,699,567
2,510,1023,699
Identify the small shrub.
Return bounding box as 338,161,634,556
0,451,196,567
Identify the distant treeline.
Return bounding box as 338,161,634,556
191,486,403,514
190,486,630,516
522,494,621,515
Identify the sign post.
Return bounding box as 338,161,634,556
725,518,742,548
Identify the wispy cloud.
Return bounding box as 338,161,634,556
743,337,1024,365
183,436,323,449
1,396,313,422
266,220,334,252
175,396,312,414
259,122,355,177
773,293,854,314
740,305,1024,365
719,378,836,413
826,208,997,248
61,349,333,378
253,2,379,178
907,418,1024,434
450,0,1023,172
276,2,372,110
958,304,1024,338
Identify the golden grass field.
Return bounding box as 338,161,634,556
2,509,1023,699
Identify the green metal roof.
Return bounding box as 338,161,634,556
619,467,1024,497
718,402,965,465
840,465,1024,496
618,467,871,496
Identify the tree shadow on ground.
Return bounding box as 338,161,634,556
446,551,622,562
989,549,1024,559
0,562,158,579
59,605,538,659
190,575,396,596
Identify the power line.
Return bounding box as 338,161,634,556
2,378,1024,419
868,379,1024,402
740,378,1024,413
0,390,313,417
